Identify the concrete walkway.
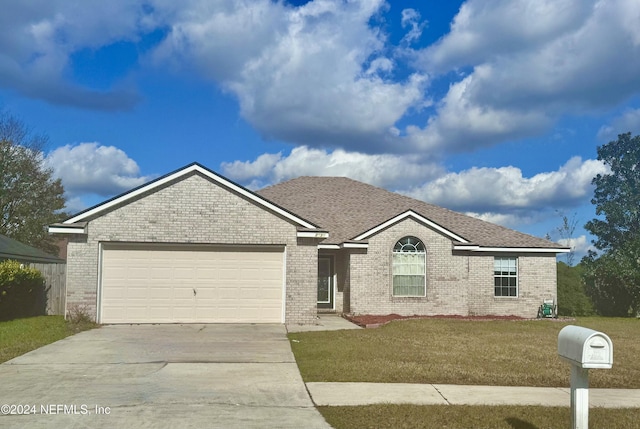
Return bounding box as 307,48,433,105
307,382,640,408
292,315,640,410
287,314,363,332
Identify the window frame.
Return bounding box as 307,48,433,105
392,236,427,297
494,256,518,298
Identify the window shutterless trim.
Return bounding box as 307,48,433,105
392,236,427,297
493,256,518,298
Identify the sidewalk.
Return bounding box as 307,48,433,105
292,315,640,409
306,382,640,408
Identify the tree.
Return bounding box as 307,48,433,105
583,132,640,316
556,262,594,317
0,112,66,255
555,211,579,266
583,244,640,316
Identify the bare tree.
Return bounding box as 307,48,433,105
556,211,579,266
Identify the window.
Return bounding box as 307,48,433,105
392,236,426,296
494,257,517,297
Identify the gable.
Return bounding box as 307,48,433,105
352,210,468,243
50,163,322,235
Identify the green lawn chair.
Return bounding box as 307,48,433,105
537,299,557,318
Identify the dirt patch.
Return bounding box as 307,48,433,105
344,313,528,328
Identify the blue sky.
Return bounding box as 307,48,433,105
2,0,640,261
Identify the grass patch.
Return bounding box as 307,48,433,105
318,404,640,429
289,317,640,388
0,315,98,363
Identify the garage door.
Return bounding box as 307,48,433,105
100,244,284,324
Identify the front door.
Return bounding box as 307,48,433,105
317,256,334,309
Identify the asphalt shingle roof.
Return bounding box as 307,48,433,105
0,234,64,263
257,176,563,249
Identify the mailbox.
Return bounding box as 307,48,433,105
558,325,613,369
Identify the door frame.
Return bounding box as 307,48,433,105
317,255,335,310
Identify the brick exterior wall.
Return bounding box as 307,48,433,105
467,252,557,318
347,218,557,318
64,172,318,325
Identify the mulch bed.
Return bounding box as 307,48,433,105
343,313,528,328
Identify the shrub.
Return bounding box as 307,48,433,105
0,260,45,321
557,262,595,317
65,304,98,332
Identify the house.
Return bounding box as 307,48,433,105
49,163,568,325
0,234,64,264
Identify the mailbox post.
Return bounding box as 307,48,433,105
558,326,613,429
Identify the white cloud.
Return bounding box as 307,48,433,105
148,0,289,82
407,0,640,154
406,72,553,152
63,196,89,214
464,212,540,229
0,0,146,109
400,8,426,45
45,142,151,197
558,235,593,256
597,108,640,141
221,146,444,190
421,0,591,73
4,0,640,157
0,0,430,148
149,0,429,151
404,156,608,213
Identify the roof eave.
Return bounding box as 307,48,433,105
318,240,368,249
296,230,329,239
453,244,571,253
48,222,87,235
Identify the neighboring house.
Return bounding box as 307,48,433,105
0,234,67,316
0,234,64,264
49,163,568,325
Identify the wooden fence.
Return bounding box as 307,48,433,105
32,263,66,316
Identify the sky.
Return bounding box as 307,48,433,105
2,0,640,262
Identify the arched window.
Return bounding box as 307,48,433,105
392,236,426,296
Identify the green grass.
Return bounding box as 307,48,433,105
318,404,640,429
0,315,97,363
289,317,640,388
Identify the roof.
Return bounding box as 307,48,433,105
51,163,322,233
257,176,566,251
0,234,65,264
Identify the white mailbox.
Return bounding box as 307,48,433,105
558,325,613,369
558,325,613,429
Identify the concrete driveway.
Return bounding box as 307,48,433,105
0,324,331,429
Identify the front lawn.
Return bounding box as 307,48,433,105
289,317,640,388
319,404,640,429
0,315,97,363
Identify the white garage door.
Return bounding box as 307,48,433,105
100,244,284,324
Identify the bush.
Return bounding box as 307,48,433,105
0,260,45,321
65,304,98,332
557,262,595,317
581,246,640,317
